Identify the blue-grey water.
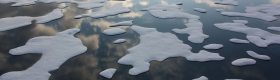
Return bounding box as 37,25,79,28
0,0,280,80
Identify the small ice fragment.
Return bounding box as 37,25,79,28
230,38,250,44
113,39,126,44
103,28,126,36
247,51,270,60
267,27,280,32
194,8,207,13
110,20,133,27
232,58,256,66
203,44,223,49
177,2,183,5
34,9,63,23
233,20,248,24
214,0,238,6
216,9,224,12
99,68,117,79
193,76,208,80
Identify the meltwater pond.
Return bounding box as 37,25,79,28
0,0,280,80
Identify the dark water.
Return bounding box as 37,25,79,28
0,0,280,80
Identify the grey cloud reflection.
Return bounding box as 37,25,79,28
139,1,149,6
270,0,280,4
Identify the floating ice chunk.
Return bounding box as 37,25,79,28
230,38,250,44
113,39,126,44
247,51,270,60
75,3,130,19
0,9,63,31
214,21,280,47
232,58,256,66
216,9,224,12
194,8,207,13
176,2,183,5
0,28,87,80
233,20,248,24
267,27,280,32
99,68,117,79
118,25,224,75
11,0,37,6
220,4,280,21
110,20,133,27
74,0,105,9
203,44,223,49
214,0,238,6
103,28,126,36
193,76,208,80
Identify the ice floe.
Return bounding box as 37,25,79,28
233,20,248,24
203,44,223,49
216,9,224,12
99,68,117,79
113,39,126,44
75,3,130,19
118,25,224,75
230,38,250,44
220,4,280,21
103,28,126,36
110,20,133,27
214,0,238,6
267,27,280,32
176,2,183,5
247,51,270,60
232,58,256,66
193,76,208,80
0,9,63,31
214,21,280,47
0,28,87,80
194,8,207,13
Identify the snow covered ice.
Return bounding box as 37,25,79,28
232,58,256,66
0,28,87,80
267,27,280,32
233,20,248,24
110,20,133,27
230,38,250,44
99,68,117,79
203,44,223,49
118,25,224,75
214,0,238,6
103,28,126,36
247,51,270,60
113,39,126,44
193,76,208,80
194,8,207,13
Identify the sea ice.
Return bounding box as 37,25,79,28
110,20,133,27
0,28,87,80
113,39,126,44
99,68,117,79
220,4,280,21
232,58,256,66
176,2,183,5
0,9,63,31
103,28,126,36
214,0,238,6
216,9,224,12
118,25,224,75
75,3,130,19
203,44,223,49
233,20,248,24
193,76,208,80
230,38,250,44
267,27,280,32
194,8,207,13
214,21,280,47
247,51,270,60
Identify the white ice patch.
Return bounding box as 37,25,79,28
267,27,280,32
103,28,126,36
214,0,238,6
0,28,87,80
75,3,130,19
118,25,224,75
194,8,207,13
0,9,63,31
247,51,270,60
233,20,248,24
216,9,224,12
220,4,280,21
193,76,208,80
203,44,223,49
113,39,126,44
110,20,133,27
232,58,256,66
99,68,117,79
214,21,280,47
230,38,250,44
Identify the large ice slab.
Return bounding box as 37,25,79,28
103,28,126,36
118,25,224,75
0,9,63,32
220,4,280,21
194,8,207,13
267,27,280,32
214,0,238,6
99,68,117,79
193,76,208,80
0,28,87,80
230,38,250,44
113,39,126,44
232,58,256,66
214,21,280,47
110,20,133,27
247,51,270,60
75,3,130,19
203,44,223,49
233,20,248,24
